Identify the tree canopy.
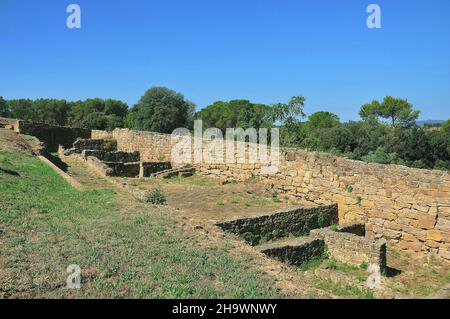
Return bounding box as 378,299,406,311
306,111,340,130
359,96,420,127
0,96,8,117
195,99,272,132
134,87,194,133
270,96,306,127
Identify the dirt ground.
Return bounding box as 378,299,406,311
59,153,114,190
123,175,315,222
0,129,34,153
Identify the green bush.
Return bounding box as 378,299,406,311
146,187,167,205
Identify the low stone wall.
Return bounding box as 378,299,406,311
140,162,172,177
92,129,172,162
81,150,140,163
257,238,325,266
103,162,140,177
73,138,117,152
85,156,140,177
0,117,19,129
17,121,91,152
216,204,338,245
310,227,387,272
336,222,366,237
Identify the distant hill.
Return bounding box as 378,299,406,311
416,120,445,127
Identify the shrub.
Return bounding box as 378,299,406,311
359,262,369,270
146,187,166,205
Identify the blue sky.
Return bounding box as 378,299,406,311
1,0,449,121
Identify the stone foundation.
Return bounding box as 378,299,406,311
310,227,387,272
81,150,140,163
140,162,172,177
16,120,91,152
216,204,338,245
257,238,325,266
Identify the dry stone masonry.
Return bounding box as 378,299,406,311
8,121,449,261
257,238,326,267
89,128,449,261
310,226,387,272
216,204,338,245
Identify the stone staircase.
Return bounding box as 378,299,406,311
64,138,173,178
150,166,196,179
216,205,387,273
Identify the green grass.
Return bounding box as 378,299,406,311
0,150,282,298
315,279,374,299
298,257,324,271
298,249,329,272
324,259,368,283
230,198,238,205
163,176,217,187
271,192,281,203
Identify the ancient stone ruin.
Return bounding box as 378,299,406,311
7,120,450,264
63,138,172,178
216,205,387,272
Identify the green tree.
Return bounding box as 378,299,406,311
68,98,105,127
442,118,450,134
359,96,420,127
196,99,272,132
32,99,69,125
81,112,107,130
134,87,195,133
104,99,128,118
8,99,34,121
306,111,340,130
271,96,306,127
105,114,124,131
0,96,9,117
124,108,137,129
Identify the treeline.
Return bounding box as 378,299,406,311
1,88,449,170
0,96,128,130
195,96,450,170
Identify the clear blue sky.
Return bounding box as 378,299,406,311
1,0,449,121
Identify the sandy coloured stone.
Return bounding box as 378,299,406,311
427,230,444,242
416,215,437,230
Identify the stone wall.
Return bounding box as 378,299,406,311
81,150,140,163
90,128,450,260
216,204,338,245
17,121,91,152
201,148,450,260
310,227,387,272
92,129,172,162
257,238,325,266
0,117,19,129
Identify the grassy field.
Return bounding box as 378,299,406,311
0,149,283,298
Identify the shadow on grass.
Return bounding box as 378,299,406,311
0,167,21,176
43,152,69,172
385,266,402,278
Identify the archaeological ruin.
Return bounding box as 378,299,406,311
6,119,450,269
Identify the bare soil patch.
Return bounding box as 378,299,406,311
124,175,316,222
0,129,33,153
